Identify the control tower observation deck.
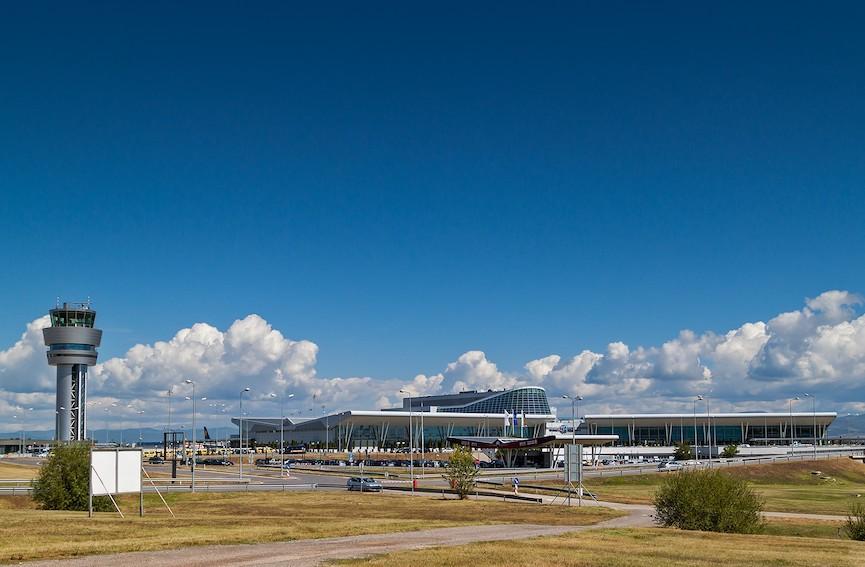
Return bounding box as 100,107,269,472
42,301,102,441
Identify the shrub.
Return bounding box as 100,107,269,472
32,443,112,511
844,502,865,541
722,444,739,458
443,445,479,499
673,442,692,461
653,468,764,533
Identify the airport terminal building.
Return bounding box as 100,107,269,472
234,387,560,452
582,412,837,447
234,387,838,455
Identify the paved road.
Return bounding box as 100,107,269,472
22,511,651,567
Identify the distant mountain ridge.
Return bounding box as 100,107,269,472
0,426,234,443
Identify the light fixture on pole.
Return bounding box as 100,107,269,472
803,393,817,459
271,392,295,477
789,396,800,456
239,387,250,479
185,380,196,492
703,395,712,463
695,395,703,463
399,389,414,495
137,410,145,445
167,386,174,462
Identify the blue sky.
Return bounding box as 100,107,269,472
2,2,865,428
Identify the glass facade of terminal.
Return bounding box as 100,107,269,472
438,387,552,415
587,420,825,446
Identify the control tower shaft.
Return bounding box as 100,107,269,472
42,302,102,441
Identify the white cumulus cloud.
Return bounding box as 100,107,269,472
3,290,865,431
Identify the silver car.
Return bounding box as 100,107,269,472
346,477,383,492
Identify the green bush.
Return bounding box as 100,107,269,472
31,443,112,511
653,469,764,533
443,446,479,499
722,444,739,458
673,442,692,461
844,502,865,541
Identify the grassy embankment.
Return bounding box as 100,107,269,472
333,528,864,567
0,491,620,564
535,457,865,515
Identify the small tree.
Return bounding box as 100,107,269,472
653,469,764,533
32,443,112,512
844,502,865,541
673,441,692,461
443,445,479,499
722,444,739,458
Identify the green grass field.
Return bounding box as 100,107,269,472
0,491,620,564
574,457,865,515
333,527,865,566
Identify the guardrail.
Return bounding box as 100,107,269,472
0,479,33,495
383,484,543,503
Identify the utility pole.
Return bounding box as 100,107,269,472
400,389,414,494
185,380,196,492
239,387,250,479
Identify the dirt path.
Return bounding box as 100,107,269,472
21,511,652,567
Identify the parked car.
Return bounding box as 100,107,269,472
346,477,383,492
201,458,233,466
148,455,165,464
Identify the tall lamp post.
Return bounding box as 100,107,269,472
703,395,712,463
185,380,196,492
271,392,295,477
166,386,174,460
137,410,145,445
803,393,817,459
789,396,800,457
239,387,250,479
399,389,414,495
561,394,581,444
12,410,20,453
694,396,703,463
55,407,65,443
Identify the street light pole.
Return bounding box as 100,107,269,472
137,410,145,445
400,389,414,495
789,396,800,457
185,380,196,492
167,387,173,460
704,396,712,463
695,396,703,463
271,393,294,477
804,393,817,459
239,387,250,479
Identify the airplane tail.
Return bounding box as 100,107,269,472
203,426,211,440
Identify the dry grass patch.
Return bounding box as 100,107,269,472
557,458,865,514
0,461,38,480
335,527,865,566
730,457,865,484
763,517,846,539
0,491,620,563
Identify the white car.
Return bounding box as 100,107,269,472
658,461,683,471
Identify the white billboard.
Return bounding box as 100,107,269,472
90,449,142,496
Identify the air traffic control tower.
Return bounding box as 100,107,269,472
42,301,102,441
